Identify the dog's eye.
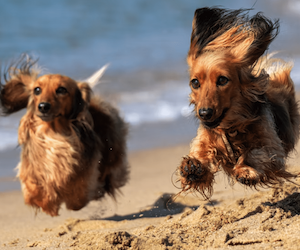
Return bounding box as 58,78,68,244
217,76,229,86
190,79,200,89
34,87,41,95
56,87,68,95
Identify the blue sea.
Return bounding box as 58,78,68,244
0,0,300,181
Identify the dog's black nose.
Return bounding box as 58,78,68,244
38,102,51,113
199,108,213,120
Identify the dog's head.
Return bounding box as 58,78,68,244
30,74,84,121
187,8,279,129
1,55,92,122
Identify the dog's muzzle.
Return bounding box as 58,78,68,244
199,108,228,129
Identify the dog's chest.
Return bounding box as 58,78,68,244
215,130,245,164
21,128,82,176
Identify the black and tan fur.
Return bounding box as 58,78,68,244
178,8,300,197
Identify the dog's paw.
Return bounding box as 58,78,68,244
178,156,214,197
179,157,204,182
234,165,259,186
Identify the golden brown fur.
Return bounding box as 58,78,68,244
178,8,300,198
1,55,129,216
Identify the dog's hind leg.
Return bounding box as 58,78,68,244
233,148,295,187
232,155,260,186
88,98,130,199
233,86,298,187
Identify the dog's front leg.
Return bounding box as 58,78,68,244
178,128,218,197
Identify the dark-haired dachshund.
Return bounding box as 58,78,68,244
178,8,300,197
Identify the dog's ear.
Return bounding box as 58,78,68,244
209,11,279,67
69,82,92,119
69,88,84,120
1,55,39,114
240,13,279,66
188,8,245,67
189,8,225,58
188,8,279,68
77,82,92,104
1,78,30,114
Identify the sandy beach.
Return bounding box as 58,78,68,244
1,1,300,249
0,138,300,250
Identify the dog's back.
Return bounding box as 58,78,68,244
260,57,300,154
88,97,129,198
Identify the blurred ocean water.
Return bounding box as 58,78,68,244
0,0,300,178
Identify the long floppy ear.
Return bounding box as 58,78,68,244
206,13,279,68
188,8,279,67
187,7,246,66
240,13,279,66
69,82,92,119
69,88,84,120
77,82,92,104
1,55,39,114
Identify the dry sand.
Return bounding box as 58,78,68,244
0,142,300,250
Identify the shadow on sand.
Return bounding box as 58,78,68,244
92,193,220,221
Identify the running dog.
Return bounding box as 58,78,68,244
178,8,300,198
1,55,129,216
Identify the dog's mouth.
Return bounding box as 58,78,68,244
202,108,228,129
37,113,62,122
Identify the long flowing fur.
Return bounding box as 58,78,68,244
178,8,300,198
0,55,129,216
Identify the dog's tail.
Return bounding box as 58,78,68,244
84,64,109,89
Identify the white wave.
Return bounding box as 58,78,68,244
1,60,299,153
118,80,191,126
0,114,23,151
